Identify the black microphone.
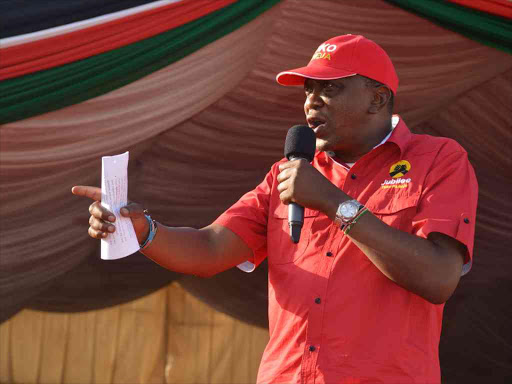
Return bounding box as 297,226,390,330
284,125,316,243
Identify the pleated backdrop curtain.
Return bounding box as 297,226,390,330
1,0,511,383
447,0,512,18
0,0,281,123
384,0,512,53
0,0,236,79
0,2,280,321
0,0,161,38
1,0,511,124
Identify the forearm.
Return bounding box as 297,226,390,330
323,193,463,304
140,223,250,278
348,213,462,303
73,185,252,276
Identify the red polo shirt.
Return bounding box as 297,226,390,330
214,117,478,384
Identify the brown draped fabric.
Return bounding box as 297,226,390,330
1,0,511,382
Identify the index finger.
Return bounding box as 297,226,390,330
71,186,102,201
278,159,302,171
276,168,291,183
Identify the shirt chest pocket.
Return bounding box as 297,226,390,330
366,190,420,231
267,204,320,265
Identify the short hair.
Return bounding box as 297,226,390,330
363,76,394,114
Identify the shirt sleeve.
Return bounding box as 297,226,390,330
213,163,277,269
412,149,478,275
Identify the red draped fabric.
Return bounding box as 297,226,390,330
447,0,512,18
0,0,235,80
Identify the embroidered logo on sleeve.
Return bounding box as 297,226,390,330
381,160,412,189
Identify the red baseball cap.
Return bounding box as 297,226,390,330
276,34,398,94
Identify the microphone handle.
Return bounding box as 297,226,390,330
288,155,308,244
288,203,304,244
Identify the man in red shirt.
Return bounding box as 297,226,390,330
74,35,478,383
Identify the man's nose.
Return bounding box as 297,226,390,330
305,89,324,110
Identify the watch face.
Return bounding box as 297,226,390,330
340,202,358,218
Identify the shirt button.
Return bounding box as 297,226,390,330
315,297,321,304
326,251,333,257
351,174,357,180
309,345,316,352
464,218,470,224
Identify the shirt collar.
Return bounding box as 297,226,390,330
372,115,399,150
324,115,407,168
387,114,412,156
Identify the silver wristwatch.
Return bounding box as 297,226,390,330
334,199,364,229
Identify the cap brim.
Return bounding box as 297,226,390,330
276,65,357,86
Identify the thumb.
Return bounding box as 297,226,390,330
120,203,150,243
120,202,145,220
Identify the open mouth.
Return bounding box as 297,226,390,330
308,117,325,128
307,117,326,134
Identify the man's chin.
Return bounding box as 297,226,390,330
316,139,333,153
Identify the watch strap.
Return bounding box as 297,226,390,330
344,208,370,235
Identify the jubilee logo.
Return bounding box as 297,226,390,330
381,177,411,189
381,160,412,189
389,160,410,178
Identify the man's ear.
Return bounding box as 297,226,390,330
368,86,391,114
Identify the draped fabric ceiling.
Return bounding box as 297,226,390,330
1,0,511,382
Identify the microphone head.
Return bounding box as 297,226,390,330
284,125,316,162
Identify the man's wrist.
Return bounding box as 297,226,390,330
324,190,351,221
138,224,150,245
137,210,152,244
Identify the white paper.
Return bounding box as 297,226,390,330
100,151,140,260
